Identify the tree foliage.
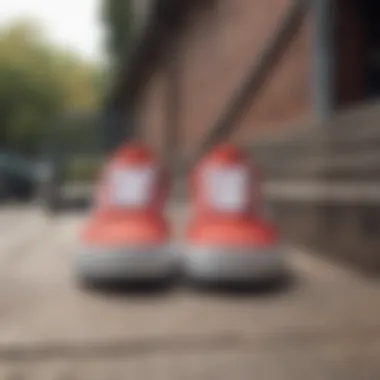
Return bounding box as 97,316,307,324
102,0,133,67
0,19,102,154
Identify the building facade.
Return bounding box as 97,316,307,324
110,0,380,162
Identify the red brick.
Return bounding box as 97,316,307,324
136,0,313,157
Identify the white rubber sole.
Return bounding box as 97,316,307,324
182,245,287,282
74,245,176,283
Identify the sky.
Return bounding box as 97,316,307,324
0,0,105,62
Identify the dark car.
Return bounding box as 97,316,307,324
0,152,37,201
35,113,106,212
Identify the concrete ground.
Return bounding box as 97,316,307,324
0,203,380,379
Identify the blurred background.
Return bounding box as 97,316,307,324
0,0,116,202
1,0,380,203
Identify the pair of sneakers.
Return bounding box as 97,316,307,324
75,211,285,286
74,143,286,286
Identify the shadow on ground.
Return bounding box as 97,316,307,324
76,271,297,300
186,271,297,299
77,274,180,299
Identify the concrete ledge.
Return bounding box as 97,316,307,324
265,182,380,203
247,102,380,276
270,198,380,276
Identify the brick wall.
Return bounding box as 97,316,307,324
235,12,313,142
136,0,313,158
